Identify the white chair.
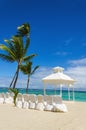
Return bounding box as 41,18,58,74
0,93,5,103
44,95,54,111
4,92,13,104
29,94,36,109
22,94,29,109
52,95,62,104
16,93,23,108
36,95,45,111
53,96,68,112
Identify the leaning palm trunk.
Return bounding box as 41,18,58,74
9,71,18,88
13,64,20,89
26,76,30,93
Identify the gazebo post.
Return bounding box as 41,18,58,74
60,84,62,97
54,85,57,95
44,84,46,95
73,86,75,101
68,86,70,101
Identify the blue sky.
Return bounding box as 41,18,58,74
0,0,86,89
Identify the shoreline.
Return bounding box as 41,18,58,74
0,101,86,130
0,87,86,92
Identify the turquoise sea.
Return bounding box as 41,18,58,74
0,87,86,102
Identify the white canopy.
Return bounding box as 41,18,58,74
42,67,76,100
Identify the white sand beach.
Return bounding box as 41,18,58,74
0,101,86,130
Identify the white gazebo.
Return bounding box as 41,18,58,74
42,66,76,101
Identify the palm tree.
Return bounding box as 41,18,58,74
0,36,36,88
20,62,39,93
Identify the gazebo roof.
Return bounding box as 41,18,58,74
42,66,75,85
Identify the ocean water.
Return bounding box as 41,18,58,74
0,87,86,102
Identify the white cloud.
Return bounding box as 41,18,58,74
68,58,86,66
55,51,68,56
65,66,86,88
54,51,72,56
0,67,52,89
29,67,52,89
0,58,86,90
66,58,86,90
31,64,86,90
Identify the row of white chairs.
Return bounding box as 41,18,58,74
0,92,68,112
16,94,68,112
0,92,13,104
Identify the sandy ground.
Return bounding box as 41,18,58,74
0,101,86,130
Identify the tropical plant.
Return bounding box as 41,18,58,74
20,62,39,93
0,36,36,88
9,88,19,106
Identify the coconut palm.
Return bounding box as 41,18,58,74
0,36,36,88
20,62,39,93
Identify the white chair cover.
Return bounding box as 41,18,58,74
16,93,23,108
36,95,45,111
44,95,54,111
29,94,36,109
4,92,13,104
0,93,5,103
22,94,29,109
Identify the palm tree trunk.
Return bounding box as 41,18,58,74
9,71,17,88
26,76,30,94
13,64,20,89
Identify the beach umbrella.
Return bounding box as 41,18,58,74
42,67,76,101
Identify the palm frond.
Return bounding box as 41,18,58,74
4,39,16,54
20,62,39,76
9,88,19,93
20,64,29,75
12,36,24,59
24,37,30,55
23,54,37,62
0,54,15,62
31,66,39,75
17,23,30,37
0,44,16,60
